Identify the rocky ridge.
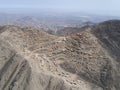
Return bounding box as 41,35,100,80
0,20,120,90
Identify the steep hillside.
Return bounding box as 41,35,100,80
0,39,31,90
92,20,120,62
0,20,120,90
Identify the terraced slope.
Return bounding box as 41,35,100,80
0,20,120,90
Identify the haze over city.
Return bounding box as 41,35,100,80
0,0,119,16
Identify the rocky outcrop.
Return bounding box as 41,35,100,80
60,31,117,90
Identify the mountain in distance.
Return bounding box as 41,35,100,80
0,20,120,90
0,12,120,33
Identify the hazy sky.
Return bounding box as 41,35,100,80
0,0,119,16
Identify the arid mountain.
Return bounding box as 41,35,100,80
0,12,120,33
0,20,120,90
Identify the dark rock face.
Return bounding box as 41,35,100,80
92,20,120,62
91,20,120,90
